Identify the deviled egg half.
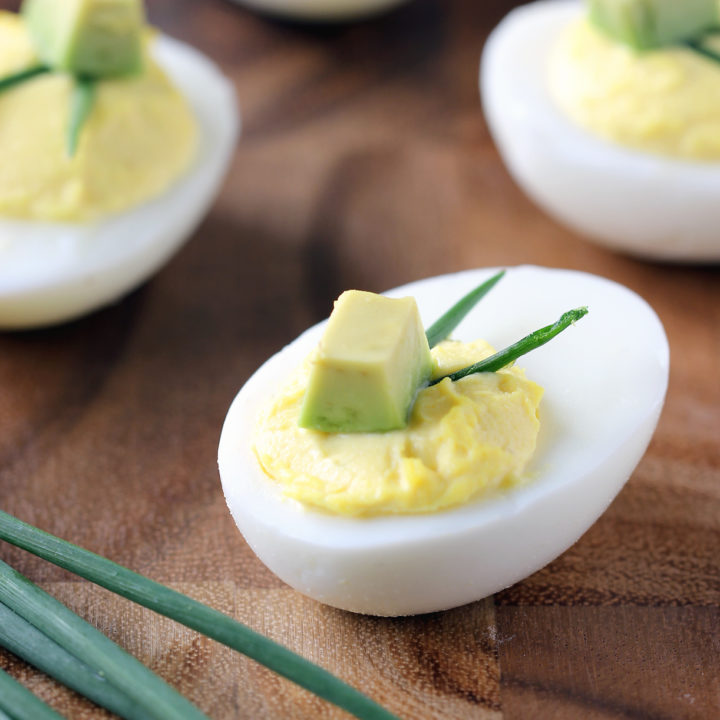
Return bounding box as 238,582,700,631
219,266,669,616
482,0,720,262
0,2,238,329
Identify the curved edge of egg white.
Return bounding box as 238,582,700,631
480,0,720,262
218,266,670,616
0,34,240,330
229,0,412,21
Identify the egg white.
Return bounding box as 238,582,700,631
481,0,720,262
229,0,413,21
0,35,239,330
218,266,669,616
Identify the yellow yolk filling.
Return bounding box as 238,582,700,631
0,12,196,221
254,339,543,517
549,19,720,161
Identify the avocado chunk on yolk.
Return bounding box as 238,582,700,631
298,291,433,433
587,0,717,50
22,0,144,77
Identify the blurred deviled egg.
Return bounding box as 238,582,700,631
219,266,669,616
0,0,238,329
482,0,720,262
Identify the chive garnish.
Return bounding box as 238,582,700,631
685,37,720,65
430,307,588,386
0,66,95,156
67,77,95,157
0,558,209,720
0,64,49,94
0,510,400,720
0,666,65,720
425,270,505,349
0,602,155,720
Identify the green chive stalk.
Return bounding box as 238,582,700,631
0,602,154,720
0,64,49,93
67,77,95,156
0,67,95,156
425,270,505,349
0,511,399,720
0,559,209,720
685,37,720,64
431,307,589,385
0,667,65,720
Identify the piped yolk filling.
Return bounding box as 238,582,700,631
549,18,720,161
0,12,196,222
254,339,543,517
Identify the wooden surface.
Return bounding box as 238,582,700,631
1,0,719,718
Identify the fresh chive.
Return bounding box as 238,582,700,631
685,38,720,65
66,77,96,157
0,667,65,720
0,602,155,720
0,559,209,720
425,270,505,349
0,511,399,720
0,64,50,94
430,307,588,386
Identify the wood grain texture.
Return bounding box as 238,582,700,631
0,0,719,718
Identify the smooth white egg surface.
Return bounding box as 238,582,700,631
0,36,238,330
481,0,720,262
230,0,413,21
218,266,669,616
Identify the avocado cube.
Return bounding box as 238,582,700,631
298,291,433,433
587,0,718,50
22,0,145,77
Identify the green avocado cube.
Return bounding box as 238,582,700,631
22,0,145,77
298,290,433,433
587,0,718,50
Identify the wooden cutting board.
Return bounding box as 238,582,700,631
1,0,718,718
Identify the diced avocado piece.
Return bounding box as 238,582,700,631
298,290,433,433
587,0,718,50
22,0,145,77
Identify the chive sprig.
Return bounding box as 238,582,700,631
685,37,720,65
0,666,64,720
0,64,49,93
0,510,399,720
430,307,589,385
0,557,208,720
0,64,95,157
0,601,155,720
67,77,95,157
425,270,505,348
